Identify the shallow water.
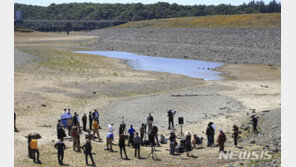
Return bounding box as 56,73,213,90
75,51,224,81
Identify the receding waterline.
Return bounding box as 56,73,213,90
75,51,224,81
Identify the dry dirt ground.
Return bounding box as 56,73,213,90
14,31,280,167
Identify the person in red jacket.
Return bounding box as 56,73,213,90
217,129,227,153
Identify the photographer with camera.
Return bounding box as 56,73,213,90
152,125,160,147
167,110,175,130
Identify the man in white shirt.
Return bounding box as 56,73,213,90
106,123,114,151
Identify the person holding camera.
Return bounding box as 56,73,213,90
152,125,160,146
167,110,175,130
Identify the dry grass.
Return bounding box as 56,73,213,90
114,13,280,29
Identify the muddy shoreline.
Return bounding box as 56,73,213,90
83,28,281,65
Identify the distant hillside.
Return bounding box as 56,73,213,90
113,13,281,28
15,1,280,21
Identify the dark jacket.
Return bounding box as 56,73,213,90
82,142,92,154
82,115,87,123
57,127,66,139
252,117,258,125
217,132,227,145
119,134,126,147
73,115,78,125
206,126,214,136
54,141,66,152
147,116,153,122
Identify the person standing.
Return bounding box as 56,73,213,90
106,123,114,151
57,125,66,140
217,129,227,153
169,132,177,155
73,112,78,127
133,132,141,158
153,125,160,146
54,139,66,165
89,112,93,130
119,133,128,159
14,113,18,132
57,120,62,132
185,132,192,156
251,116,258,134
232,125,239,147
93,110,99,122
128,125,136,147
92,120,101,141
30,138,41,163
82,140,96,166
206,122,215,147
167,110,174,130
71,126,81,152
147,113,154,133
82,113,87,132
140,124,145,144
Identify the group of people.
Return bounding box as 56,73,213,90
26,109,260,165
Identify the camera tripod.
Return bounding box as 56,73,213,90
147,144,158,160
178,124,185,138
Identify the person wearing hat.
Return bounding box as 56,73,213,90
82,139,96,166
128,124,136,147
185,132,192,156
217,129,227,153
30,138,41,163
